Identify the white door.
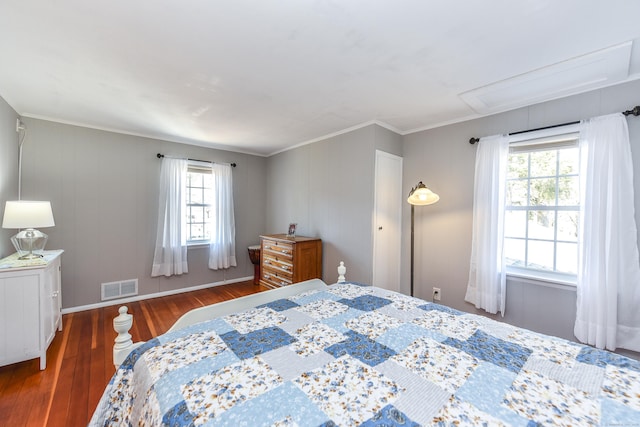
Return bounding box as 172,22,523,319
373,150,403,292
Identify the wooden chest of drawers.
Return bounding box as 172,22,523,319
259,234,322,288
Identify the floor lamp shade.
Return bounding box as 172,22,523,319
2,201,55,259
407,181,439,206
408,182,439,297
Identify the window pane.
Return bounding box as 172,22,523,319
191,223,205,240
530,150,556,177
557,211,578,242
190,188,203,205
203,187,213,205
529,178,556,206
504,238,525,267
203,173,213,188
527,240,554,271
505,210,526,238
189,172,203,188
528,210,555,240
558,176,579,206
191,206,204,223
558,147,579,175
556,242,577,274
507,179,528,206
507,153,529,179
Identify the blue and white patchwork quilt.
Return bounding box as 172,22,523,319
90,283,640,426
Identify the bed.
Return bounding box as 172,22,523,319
91,262,640,426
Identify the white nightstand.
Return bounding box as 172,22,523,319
0,250,63,370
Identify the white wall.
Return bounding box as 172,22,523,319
403,79,640,357
18,118,268,309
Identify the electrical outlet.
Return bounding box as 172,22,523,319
432,287,441,301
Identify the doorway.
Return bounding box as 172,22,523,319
372,150,403,292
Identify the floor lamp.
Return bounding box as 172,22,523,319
407,181,439,297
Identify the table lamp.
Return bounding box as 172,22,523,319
2,200,55,259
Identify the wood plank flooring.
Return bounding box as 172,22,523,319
0,280,268,427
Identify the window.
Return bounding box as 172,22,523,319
504,134,580,280
185,164,213,243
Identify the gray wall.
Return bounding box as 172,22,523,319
265,124,402,283
18,118,267,308
4,80,639,358
403,79,640,353
0,96,19,257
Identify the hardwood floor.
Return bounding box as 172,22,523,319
0,280,268,427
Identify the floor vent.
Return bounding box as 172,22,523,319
101,279,138,301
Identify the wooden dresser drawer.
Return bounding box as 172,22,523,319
261,267,293,287
263,254,293,275
259,234,322,289
262,239,293,259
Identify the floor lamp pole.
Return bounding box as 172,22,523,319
410,204,415,297
407,181,439,299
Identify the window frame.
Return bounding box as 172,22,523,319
503,127,581,286
185,161,213,246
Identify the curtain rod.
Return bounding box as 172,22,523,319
468,105,640,144
156,153,236,167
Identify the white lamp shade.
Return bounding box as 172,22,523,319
407,182,439,206
2,201,55,229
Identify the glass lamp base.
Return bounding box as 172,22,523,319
10,228,48,259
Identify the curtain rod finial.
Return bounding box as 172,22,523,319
469,137,479,145
623,106,640,117
157,153,164,159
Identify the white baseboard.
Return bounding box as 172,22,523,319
62,275,254,314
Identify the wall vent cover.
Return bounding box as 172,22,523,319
101,279,138,301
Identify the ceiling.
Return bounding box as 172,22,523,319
1,1,640,156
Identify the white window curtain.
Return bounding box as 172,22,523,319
465,134,510,315
208,163,237,270
151,158,188,277
575,113,640,352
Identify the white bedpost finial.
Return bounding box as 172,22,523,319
113,306,134,367
337,261,346,283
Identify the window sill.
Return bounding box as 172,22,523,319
187,242,209,249
506,268,576,291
